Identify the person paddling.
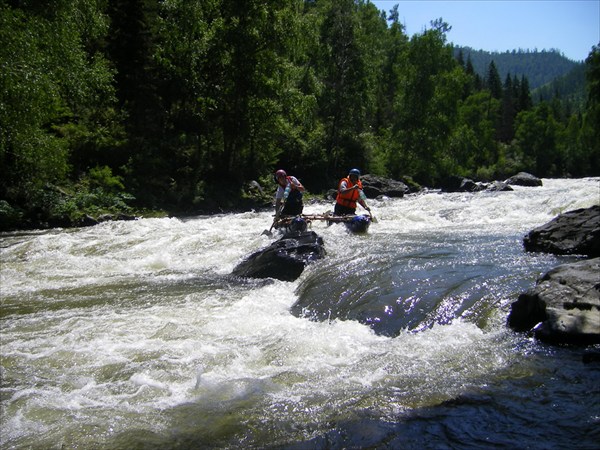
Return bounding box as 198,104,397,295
274,169,305,221
334,168,371,217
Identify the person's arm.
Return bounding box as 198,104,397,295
291,177,305,192
358,190,371,213
274,185,285,219
338,180,355,194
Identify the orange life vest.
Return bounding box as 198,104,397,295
336,177,362,209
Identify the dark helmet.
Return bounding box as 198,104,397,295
349,168,361,177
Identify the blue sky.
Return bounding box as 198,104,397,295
371,0,600,62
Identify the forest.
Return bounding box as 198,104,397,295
1,0,599,230
455,47,582,89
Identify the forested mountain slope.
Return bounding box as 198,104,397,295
455,47,582,89
533,63,587,107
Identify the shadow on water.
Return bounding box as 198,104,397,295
274,347,600,450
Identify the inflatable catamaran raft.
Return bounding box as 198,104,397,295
273,213,372,234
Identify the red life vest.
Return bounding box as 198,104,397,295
336,177,362,209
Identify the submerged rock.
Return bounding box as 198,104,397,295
523,205,600,257
232,231,325,282
507,258,600,346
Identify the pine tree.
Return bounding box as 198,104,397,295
486,61,503,99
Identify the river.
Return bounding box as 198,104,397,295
1,178,599,449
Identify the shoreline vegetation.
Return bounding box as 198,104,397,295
0,171,568,233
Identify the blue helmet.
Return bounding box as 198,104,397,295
349,168,361,177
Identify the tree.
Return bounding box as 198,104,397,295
451,91,499,175
513,102,561,176
0,2,117,210
317,0,371,177
498,73,517,142
579,45,600,175
391,18,461,184
486,60,503,99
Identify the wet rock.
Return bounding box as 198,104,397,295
438,176,486,193
524,205,600,257
507,258,600,346
232,231,325,281
485,181,513,192
505,172,543,187
359,174,410,198
78,215,100,227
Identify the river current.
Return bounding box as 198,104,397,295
1,178,599,449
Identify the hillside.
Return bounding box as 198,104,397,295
532,63,587,109
454,47,582,89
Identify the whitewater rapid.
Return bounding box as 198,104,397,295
1,177,598,448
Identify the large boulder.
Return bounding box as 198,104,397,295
232,231,325,281
359,174,409,198
505,172,543,187
507,258,600,346
524,205,600,257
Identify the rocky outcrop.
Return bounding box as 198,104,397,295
524,205,600,257
232,231,325,281
505,172,543,187
507,258,600,346
510,206,600,345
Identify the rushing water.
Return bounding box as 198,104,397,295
1,178,599,449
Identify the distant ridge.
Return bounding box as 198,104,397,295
453,47,582,90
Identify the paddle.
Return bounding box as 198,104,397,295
262,211,278,236
261,220,277,236
262,206,287,236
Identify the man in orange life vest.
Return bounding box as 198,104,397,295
334,168,371,216
274,169,305,221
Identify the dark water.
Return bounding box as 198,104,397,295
1,178,599,449
280,346,600,450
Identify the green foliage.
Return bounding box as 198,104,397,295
0,2,598,230
87,165,126,192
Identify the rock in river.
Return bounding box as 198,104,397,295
232,231,325,282
523,205,600,257
507,258,600,346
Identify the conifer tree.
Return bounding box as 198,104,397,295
487,61,503,99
